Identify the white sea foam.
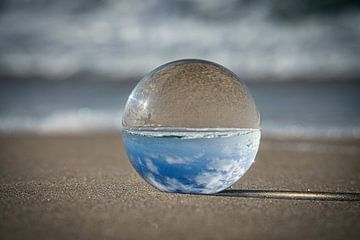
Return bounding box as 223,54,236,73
0,111,122,134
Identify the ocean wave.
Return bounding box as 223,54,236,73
0,0,359,80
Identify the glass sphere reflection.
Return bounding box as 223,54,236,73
122,59,261,194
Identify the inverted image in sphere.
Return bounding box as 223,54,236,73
122,59,261,194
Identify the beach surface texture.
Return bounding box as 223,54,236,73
0,134,359,239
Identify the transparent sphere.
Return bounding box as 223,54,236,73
122,59,261,194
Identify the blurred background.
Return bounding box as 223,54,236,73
0,0,359,139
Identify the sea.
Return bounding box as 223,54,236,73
0,0,359,139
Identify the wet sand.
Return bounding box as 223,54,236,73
0,134,359,239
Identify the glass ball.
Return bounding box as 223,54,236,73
122,59,261,194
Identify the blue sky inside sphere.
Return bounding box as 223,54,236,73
123,129,261,194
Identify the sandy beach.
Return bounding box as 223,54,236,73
0,134,359,240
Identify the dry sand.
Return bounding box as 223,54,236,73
0,134,359,240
